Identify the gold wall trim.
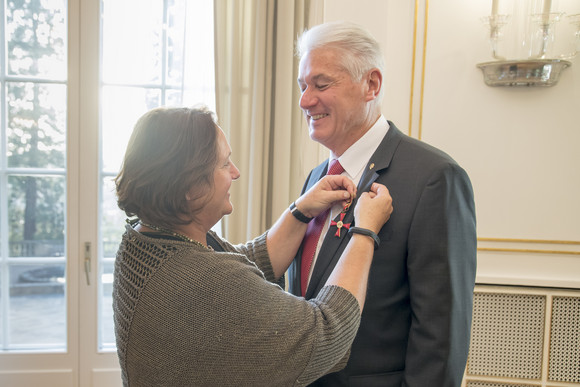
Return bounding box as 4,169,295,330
408,0,419,136
478,247,580,255
408,0,429,140
479,237,580,245
418,0,429,141
478,237,580,255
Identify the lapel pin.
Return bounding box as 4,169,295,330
369,163,375,170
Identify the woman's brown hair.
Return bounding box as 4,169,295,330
115,106,218,228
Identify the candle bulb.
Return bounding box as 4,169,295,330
543,0,552,23
543,0,552,15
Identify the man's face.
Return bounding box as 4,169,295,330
298,47,370,156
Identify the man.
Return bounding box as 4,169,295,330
287,21,477,386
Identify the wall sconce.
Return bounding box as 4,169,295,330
477,0,578,87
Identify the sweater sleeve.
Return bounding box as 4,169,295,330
296,286,361,385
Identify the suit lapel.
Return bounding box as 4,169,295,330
305,122,404,298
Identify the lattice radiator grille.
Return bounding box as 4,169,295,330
465,286,580,387
468,292,545,379
466,382,537,387
549,296,580,383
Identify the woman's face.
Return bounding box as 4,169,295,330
196,127,240,227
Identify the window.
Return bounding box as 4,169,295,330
0,0,68,351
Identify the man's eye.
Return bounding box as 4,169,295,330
316,84,328,90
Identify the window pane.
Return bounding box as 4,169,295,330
101,0,164,84
8,175,65,258
101,177,125,257
165,1,187,85
100,178,122,349
1,0,68,353
5,0,67,79
9,264,66,349
100,261,115,348
0,276,3,348
101,86,161,172
6,82,66,169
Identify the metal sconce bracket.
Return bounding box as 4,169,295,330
477,59,571,87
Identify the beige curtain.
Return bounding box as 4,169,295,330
214,0,325,243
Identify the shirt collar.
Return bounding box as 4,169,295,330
331,115,390,184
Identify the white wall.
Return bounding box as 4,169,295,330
323,0,580,288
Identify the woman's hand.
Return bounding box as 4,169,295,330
294,175,357,218
354,183,393,233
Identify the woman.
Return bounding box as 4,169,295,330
113,106,392,386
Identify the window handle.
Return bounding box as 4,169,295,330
84,242,91,286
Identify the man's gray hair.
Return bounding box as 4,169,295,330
297,21,385,100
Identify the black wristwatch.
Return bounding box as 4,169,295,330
289,202,313,223
348,226,380,249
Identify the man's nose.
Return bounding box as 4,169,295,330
299,88,316,110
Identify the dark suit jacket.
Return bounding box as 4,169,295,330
288,122,477,387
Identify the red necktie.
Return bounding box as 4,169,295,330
300,159,345,296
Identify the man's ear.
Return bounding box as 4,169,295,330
365,68,382,101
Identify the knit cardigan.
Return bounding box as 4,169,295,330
113,224,361,386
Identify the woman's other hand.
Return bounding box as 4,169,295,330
354,183,393,233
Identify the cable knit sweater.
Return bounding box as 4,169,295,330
113,224,361,386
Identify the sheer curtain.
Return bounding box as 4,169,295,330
214,0,325,243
